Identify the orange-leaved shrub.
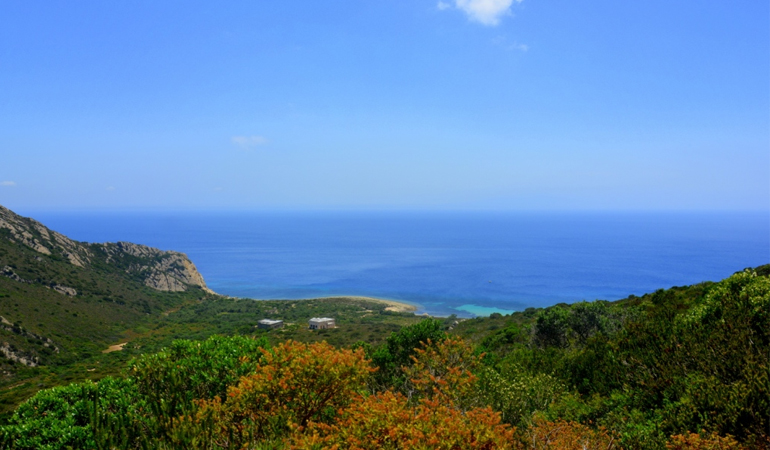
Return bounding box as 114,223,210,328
290,336,515,449
666,432,749,450
183,340,373,448
289,390,516,450
524,415,618,450
402,335,483,409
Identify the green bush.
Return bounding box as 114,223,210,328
533,306,570,348
478,364,566,427
129,334,269,438
1,377,141,450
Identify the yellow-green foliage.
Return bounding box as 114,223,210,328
478,365,566,426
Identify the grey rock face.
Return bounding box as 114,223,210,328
0,343,39,367
0,205,90,264
99,241,212,293
0,205,212,293
1,266,77,295
0,316,59,366
1,266,26,283
51,285,78,296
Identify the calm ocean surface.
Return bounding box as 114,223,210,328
28,211,770,317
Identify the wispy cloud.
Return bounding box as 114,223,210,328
0,181,16,187
231,135,268,150
106,186,115,191
492,36,528,51
439,0,521,26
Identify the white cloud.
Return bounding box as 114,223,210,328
442,0,520,26
0,181,16,187
231,135,268,149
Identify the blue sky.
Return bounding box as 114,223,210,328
1,1,768,211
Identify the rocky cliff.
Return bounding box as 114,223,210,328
97,241,212,293
0,205,212,293
0,206,91,267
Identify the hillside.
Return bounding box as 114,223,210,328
0,266,767,449
0,205,425,416
0,205,216,411
0,205,214,365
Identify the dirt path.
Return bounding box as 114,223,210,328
102,342,127,353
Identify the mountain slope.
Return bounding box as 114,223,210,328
0,205,214,380
0,205,211,293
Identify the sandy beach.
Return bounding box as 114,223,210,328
316,296,420,313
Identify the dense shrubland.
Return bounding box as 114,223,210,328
1,268,768,449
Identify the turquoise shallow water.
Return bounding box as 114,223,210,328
28,210,770,317
455,304,517,316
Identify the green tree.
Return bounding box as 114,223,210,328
533,307,570,348
369,318,446,390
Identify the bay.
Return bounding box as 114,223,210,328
28,210,770,317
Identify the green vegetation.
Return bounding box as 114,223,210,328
1,267,767,449
452,266,770,449
145,295,422,348
0,270,423,419
0,225,207,416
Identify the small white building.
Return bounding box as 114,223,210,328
308,317,335,330
257,319,284,330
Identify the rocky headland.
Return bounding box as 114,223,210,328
0,205,211,294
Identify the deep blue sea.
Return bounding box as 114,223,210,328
27,211,770,317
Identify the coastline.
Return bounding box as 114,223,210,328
231,294,423,315
320,296,421,314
